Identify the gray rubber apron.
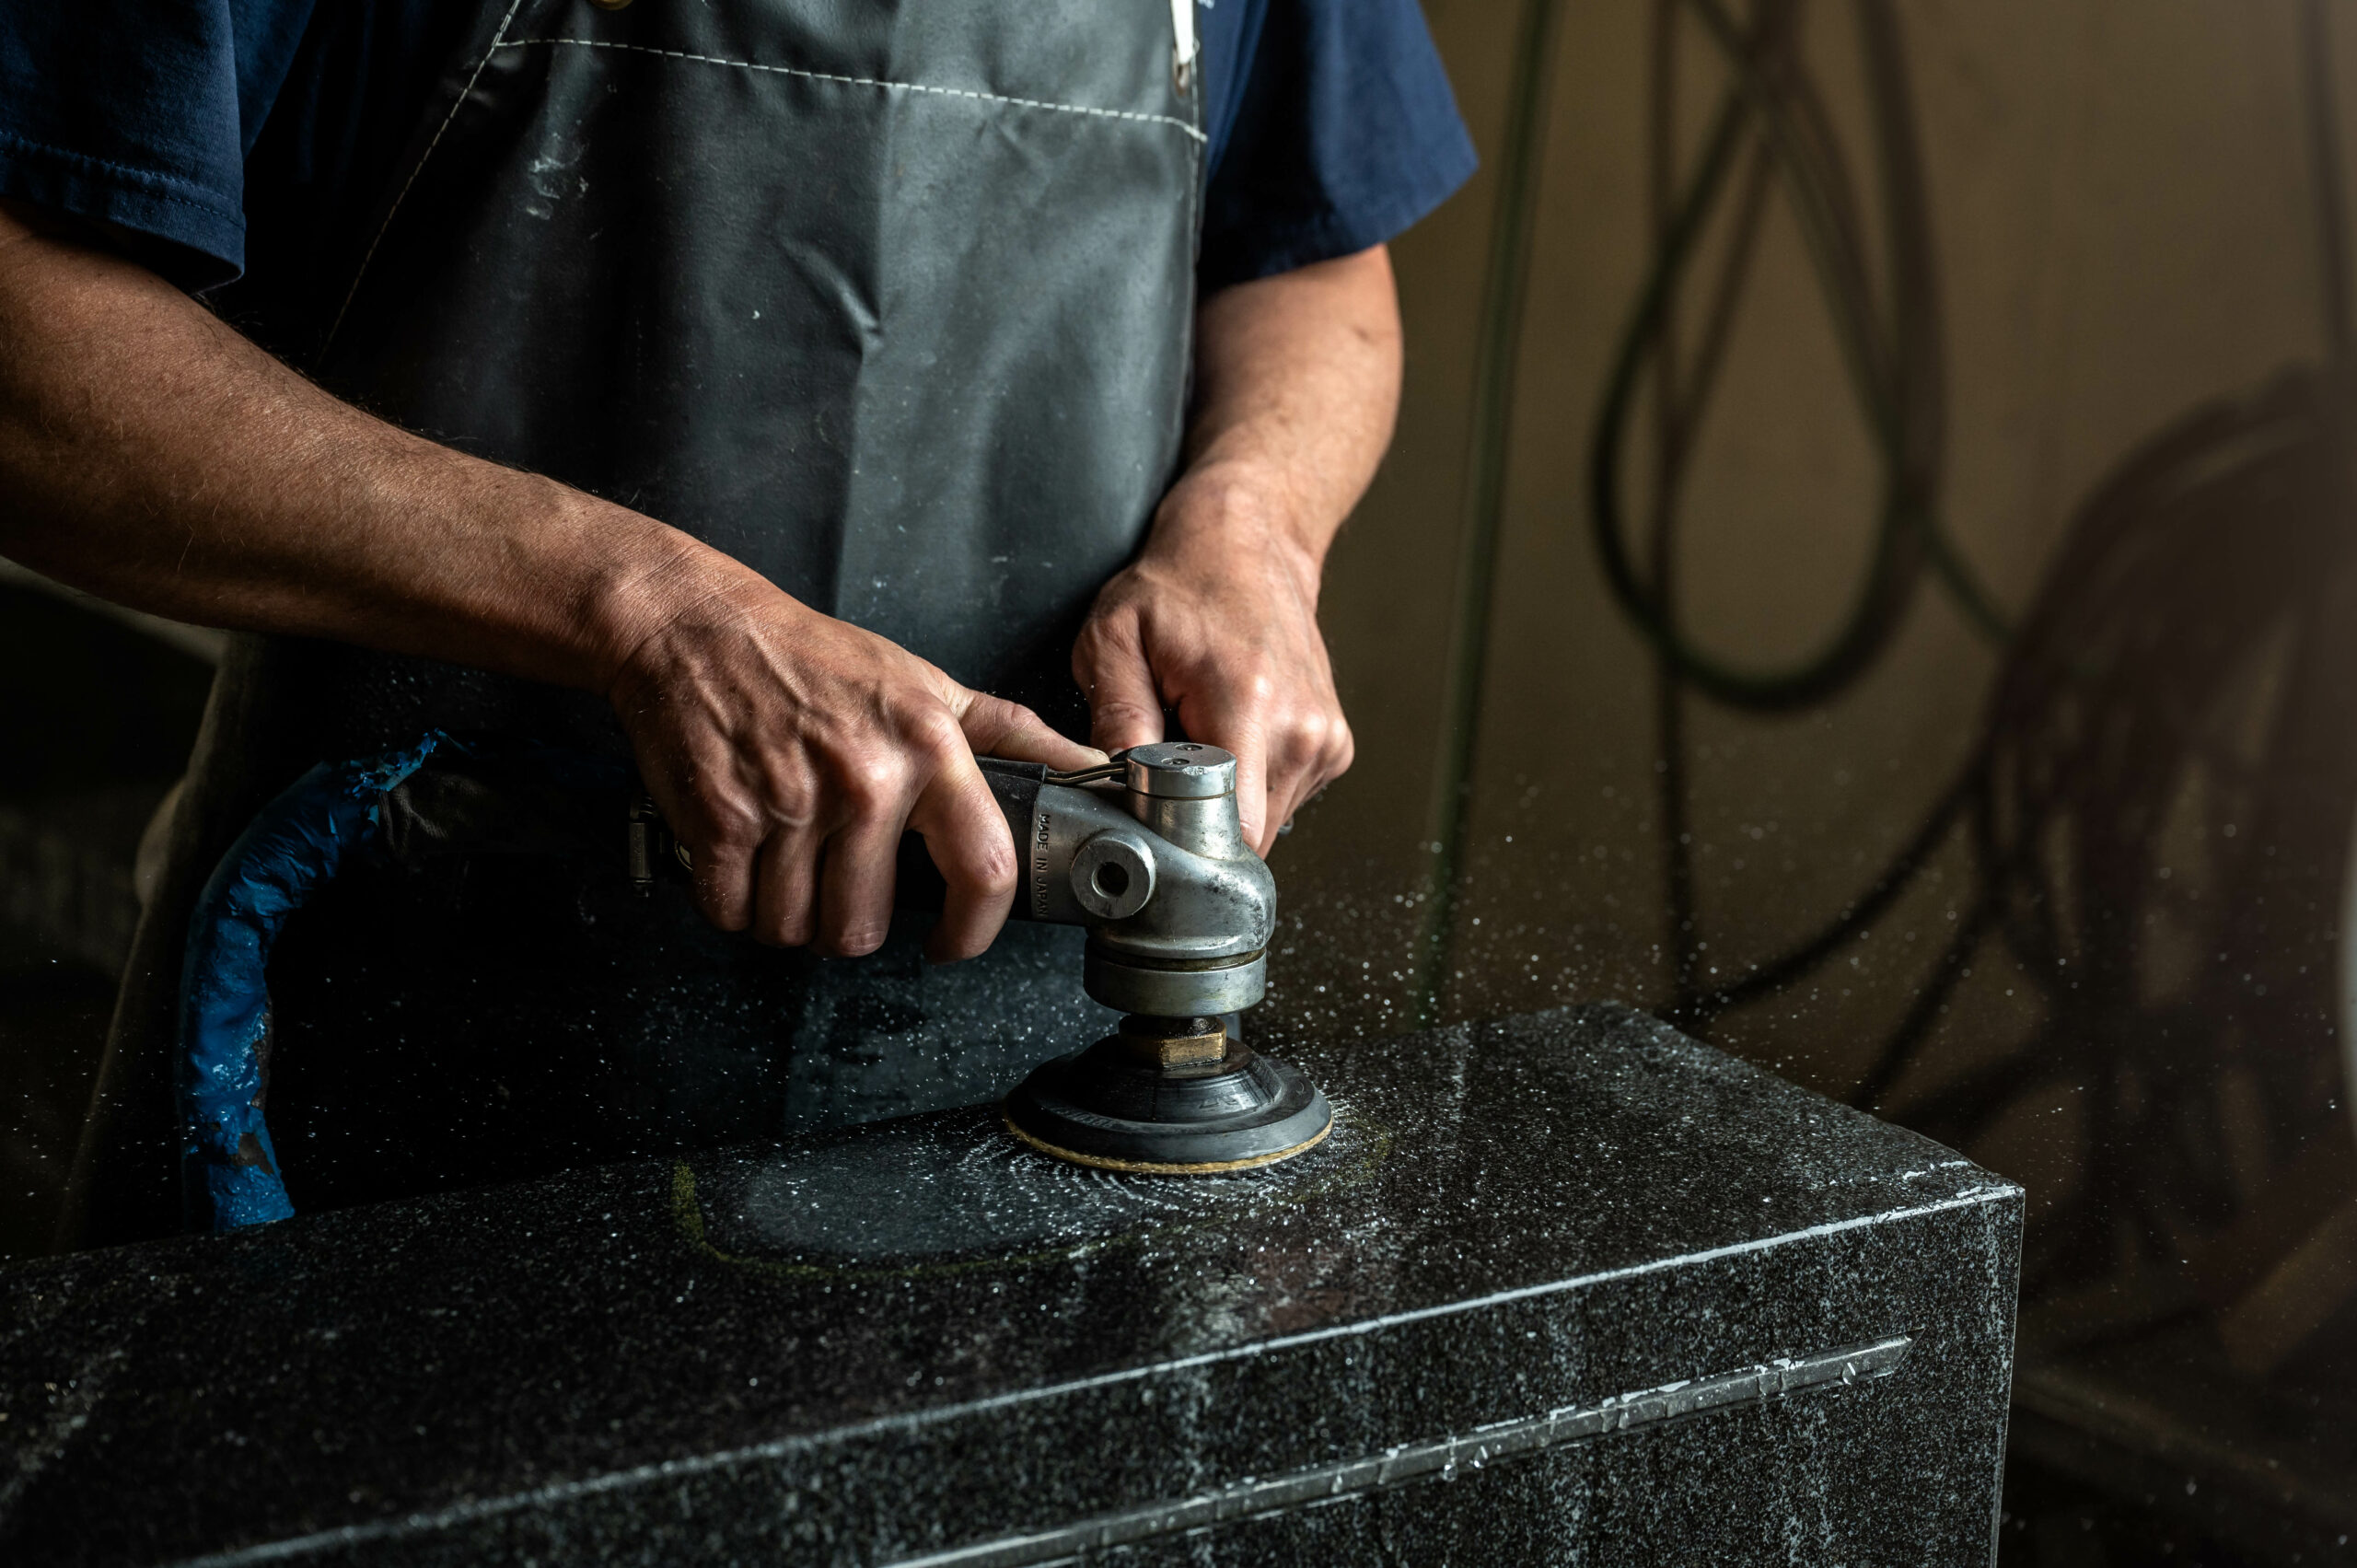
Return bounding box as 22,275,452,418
62,0,1201,1246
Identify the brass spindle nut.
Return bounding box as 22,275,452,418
1119,1016,1229,1073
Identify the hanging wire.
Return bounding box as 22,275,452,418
1591,0,2003,717
1411,0,1568,1026
1649,0,1793,994
2305,0,2353,363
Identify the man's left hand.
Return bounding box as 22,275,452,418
1075,477,1353,855
1071,244,1402,859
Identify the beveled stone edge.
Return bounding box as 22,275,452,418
890,1337,1915,1567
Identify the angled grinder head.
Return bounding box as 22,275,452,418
999,744,1329,1174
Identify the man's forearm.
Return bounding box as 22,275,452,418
0,201,699,692
1159,245,1403,574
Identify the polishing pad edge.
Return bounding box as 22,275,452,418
1000,1111,1332,1176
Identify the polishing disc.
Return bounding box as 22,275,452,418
1002,1039,1332,1175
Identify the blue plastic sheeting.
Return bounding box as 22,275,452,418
176,732,449,1233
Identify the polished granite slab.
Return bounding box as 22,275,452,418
0,1004,2021,1565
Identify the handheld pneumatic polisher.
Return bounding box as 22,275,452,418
633,742,1330,1174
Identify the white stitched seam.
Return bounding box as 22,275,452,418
324,0,532,355
493,37,1208,142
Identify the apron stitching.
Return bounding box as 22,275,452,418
492,37,1211,142
324,0,532,356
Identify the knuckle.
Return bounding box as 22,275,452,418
838,752,908,817
691,792,763,851
776,785,823,831
971,838,1019,897
1073,614,1142,669
1096,700,1158,735
1283,703,1349,762
1328,729,1357,776
911,709,969,764
753,761,823,830
1275,716,1324,760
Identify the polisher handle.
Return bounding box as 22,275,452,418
890,757,1047,918
633,757,1050,917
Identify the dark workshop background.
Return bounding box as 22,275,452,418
6,1,2356,1562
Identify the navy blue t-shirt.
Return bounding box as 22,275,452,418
0,0,1473,350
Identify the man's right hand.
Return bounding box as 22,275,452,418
604,563,1104,961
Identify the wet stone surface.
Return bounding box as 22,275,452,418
693,1102,1388,1266
0,1004,2021,1566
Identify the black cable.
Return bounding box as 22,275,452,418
1823,368,2346,1122
2305,0,2352,364
1592,0,1998,716
1623,0,1976,1019
1647,4,1788,1000
1410,0,1568,1028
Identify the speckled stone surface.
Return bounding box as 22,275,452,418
0,1004,2020,1566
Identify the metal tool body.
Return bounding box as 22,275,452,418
979,742,1275,1017
987,743,1329,1173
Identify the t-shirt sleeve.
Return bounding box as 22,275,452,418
0,1,317,290
1199,0,1478,291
